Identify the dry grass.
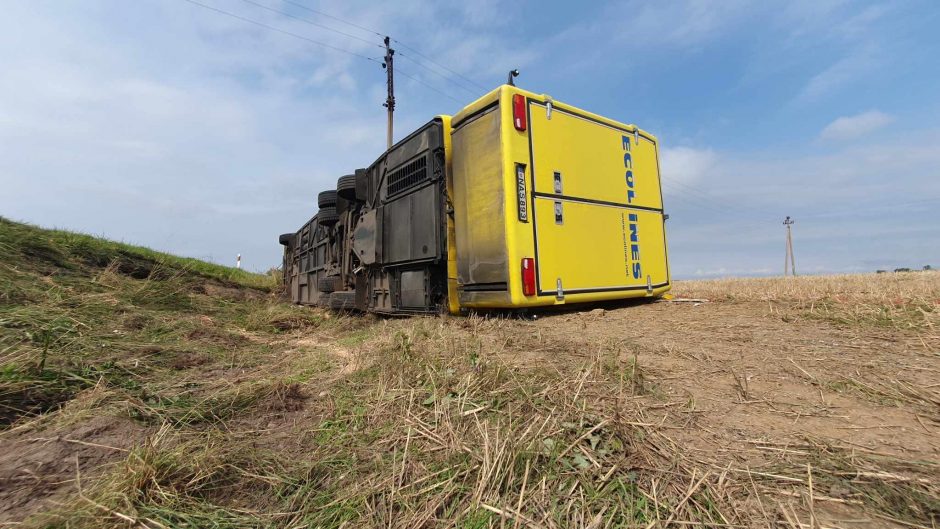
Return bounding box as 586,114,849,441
674,272,940,331
3,219,939,528
39,320,737,528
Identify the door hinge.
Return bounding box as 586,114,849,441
544,95,553,120
553,171,563,194
554,201,563,225
556,278,564,300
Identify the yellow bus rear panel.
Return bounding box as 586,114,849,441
451,86,671,310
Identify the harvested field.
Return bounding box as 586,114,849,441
1,218,938,528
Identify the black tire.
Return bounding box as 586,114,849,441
329,291,356,310
318,190,337,208
335,195,350,216
317,277,336,293
337,174,357,201
318,206,339,225
278,233,294,246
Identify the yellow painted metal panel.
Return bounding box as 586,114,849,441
438,115,462,315
451,105,512,308
532,199,668,293
450,85,670,309
528,101,662,210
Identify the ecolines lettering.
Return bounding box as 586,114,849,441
622,136,636,204
622,135,641,279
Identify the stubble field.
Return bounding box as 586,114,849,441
1,217,937,528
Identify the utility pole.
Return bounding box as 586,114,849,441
382,36,395,150
783,216,796,276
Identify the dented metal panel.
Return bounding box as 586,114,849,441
451,107,509,290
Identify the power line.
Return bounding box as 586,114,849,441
188,0,477,104
178,0,382,63
274,2,486,93
396,67,462,104
393,39,488,91
397,52,479,96
235,0,382,48
275,0,485,96
660,182,755,219
662,176,773,219
279,0,384,38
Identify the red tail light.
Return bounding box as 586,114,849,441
512,94,527,131
521,257,536,296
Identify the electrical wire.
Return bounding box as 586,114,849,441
393,39,488,91
269,0,487,94
396,68,463,104
235,0,382,48
273,2,487,94
182,0,474,104
178,0,382,63
279,0,384,38
397,52,480,96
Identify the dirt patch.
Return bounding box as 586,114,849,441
0,380,82,427
0,415,148,524
186,327,249,348
169,351,211,370
198,282,266,301
258,382,309,412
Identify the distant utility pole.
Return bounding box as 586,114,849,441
783,216,796,276
382,36,395,150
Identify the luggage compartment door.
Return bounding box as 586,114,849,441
527,99,669,296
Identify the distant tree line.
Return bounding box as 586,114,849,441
876,265,933,273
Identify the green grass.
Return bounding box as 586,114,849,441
0,216,275,292
0,216,293,428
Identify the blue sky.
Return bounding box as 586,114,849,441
1,0,939,277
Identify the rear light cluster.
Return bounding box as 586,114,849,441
512,94,527,131
521,257,536,296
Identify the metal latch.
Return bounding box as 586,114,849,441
554,201,563,224
553,171,563,194
545,95,553,120
646,274,653,294
556,278,564,300
633,129,639,145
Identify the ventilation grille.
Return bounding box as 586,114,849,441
387,156,428,196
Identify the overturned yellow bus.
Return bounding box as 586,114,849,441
279,85,670,314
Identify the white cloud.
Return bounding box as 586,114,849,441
819,110,894,142
798,46,883,102
659,130,940,278
659,146,718,186
0,0,535,271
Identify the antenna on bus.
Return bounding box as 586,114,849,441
507,69,519,86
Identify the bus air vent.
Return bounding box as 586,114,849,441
387,156,428,196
